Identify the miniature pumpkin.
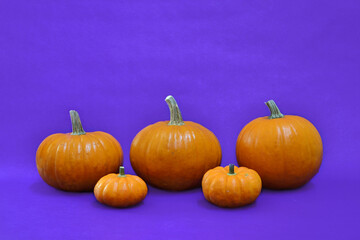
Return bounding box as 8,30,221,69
36,110,123,191
130,95,222,191
236,100,323,189
94,166,148,208
202,164,262,208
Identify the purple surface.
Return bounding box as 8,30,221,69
1,0,359,239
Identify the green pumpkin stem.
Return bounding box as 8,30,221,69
118,166,126,177
165,95,184,126
70,110,86,135
228,164,236,175
265,100,284,119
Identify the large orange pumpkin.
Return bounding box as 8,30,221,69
236,100,323,189
130,95,222,191
94,166,148,208
36,110,123,191
202,164,262,208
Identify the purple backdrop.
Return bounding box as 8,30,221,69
1,0,359,239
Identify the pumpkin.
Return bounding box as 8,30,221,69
130,95,222,191
94,166,147,208
236,100,323,189
36,110,123,191
202,164,262,208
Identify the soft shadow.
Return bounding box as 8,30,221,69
91,198,146,210
197,197,258,211
29,180,92,197
261,181,315,194
147,185,201,195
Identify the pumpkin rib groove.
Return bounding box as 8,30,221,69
98,132,122,166
37,134,58,178
289,117,312,174
139,130,151,182
42,135,60,184
82,134,98,190
202,165,262,208
236,101,323,189
185,124,203,180
239,124,258,167
53,140,64,189
191,122,221,174
237,120,259,166
142,124,162,183
149,124,164,181
208,176,220,203
97,175,114,203
130,96,222,191
224,173,230,206
194,123,213,174
36,111,123,192
198,123,221,183
106,132,123,160
92,133,111,174
68,134,80,190
101,176,117,205
94,168,147,208
48,135,67,189
300,119,318,171
37,134,56,182
79,134,86,189
277,122,287,185
102,180,115,206
94,175,108,195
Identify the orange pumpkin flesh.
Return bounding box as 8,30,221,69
130,95,222,191
202,164,262,208
236,100,323,189
94,166,148,208
36,110,123,192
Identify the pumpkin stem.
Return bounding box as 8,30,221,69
228,164,236,175
118,166,126,177
165,95,184,126
70,110,86,135
265,100,284,119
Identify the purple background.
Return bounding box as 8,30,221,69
1,0,359,239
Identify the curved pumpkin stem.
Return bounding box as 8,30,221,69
70,110,86,135
228,164,236,176
165,95,184,126
118,166,126,177
265,100,284,119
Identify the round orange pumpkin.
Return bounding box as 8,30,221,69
36,110,123,191
236,100,323,189
130,95,222,191
94,166,148,208
202,164,262,208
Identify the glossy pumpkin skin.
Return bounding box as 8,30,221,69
130,121,222,191
236,103,323,189
94,169,147,208
36,111,123,192
202,165,262,208
130,95,221,191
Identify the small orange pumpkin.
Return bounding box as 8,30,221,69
36,110,123,191
236,100,323,189
94,166,148,208
130,95,222,191
202,164,262,208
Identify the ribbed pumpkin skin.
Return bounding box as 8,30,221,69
36,132,123,191
202,166,262,208
94,173,147,208
236,115,323,189
130,121,222,191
